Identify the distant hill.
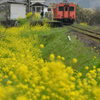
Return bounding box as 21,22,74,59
45,0,100,9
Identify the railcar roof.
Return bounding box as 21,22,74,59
59,2,75,4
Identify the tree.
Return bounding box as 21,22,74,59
89,6,100,25
76,4,93,24
0,2,10,21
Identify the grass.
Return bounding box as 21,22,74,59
40,26,100,79
73,23,100,30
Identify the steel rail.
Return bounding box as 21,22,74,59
71,25,100,35
67,25,100,40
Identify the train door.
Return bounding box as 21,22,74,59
64,6,69,19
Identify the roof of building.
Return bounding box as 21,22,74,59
30,2,48,7
7,1,27,5
59,2,75,4
0,1,27,5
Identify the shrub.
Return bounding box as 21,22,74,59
26,12,33,19
45,12,52,21
17,18,28,26
32,12,41,21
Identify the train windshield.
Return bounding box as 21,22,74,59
59,6,64,11
69,7,74,11
65,7,68,11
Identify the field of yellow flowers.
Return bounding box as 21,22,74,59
0,16,100,100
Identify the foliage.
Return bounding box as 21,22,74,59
76,4,93,24
89,7,100,25
45,12,52,21
32,12,41,21
76,4,100,25
26,12,33,19
17,18,28,27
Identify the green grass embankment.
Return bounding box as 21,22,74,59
73,23,100,30
41,26,100,78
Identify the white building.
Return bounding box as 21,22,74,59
0,1,27,20
9,1,27,19
30,0,48,15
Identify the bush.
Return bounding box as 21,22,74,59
26,12,33,19
32,12,41,21
89,7,100,25
17,18,28,26
76,4,93,24
45,12,52,21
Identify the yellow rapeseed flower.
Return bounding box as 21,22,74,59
77,72,82,78
98,76,100,79
4,75,8,79
85,66,89,70
40,86,45,90
40,44,44,48
32,84,36,88
57,55,61,59
7,80,12,85
0,79,2,82
32,95,37,100
9,71,14,76
49,54,55,61
46,96,50,100
93,66,96,69
97,68,100,72
41,95,47,100
0,74,2,78
46,88,51,93
61,57,65,60
16,96,28,100
72,58,77,63
96,50,98,52
70,77,76,81
12,74,17,80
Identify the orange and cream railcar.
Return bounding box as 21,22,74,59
53,2,76,23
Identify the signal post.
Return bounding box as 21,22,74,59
51,2,53,22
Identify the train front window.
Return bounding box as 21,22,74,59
69,7,74,11
59,6,63,11
65,7,68,11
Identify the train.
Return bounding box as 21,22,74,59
53,1,76,24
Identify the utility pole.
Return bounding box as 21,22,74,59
27,0,30,12
84,16,86,23
51,2,53,22
29,0,30,12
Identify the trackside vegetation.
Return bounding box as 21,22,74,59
0,13,100,100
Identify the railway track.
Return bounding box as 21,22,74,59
67,25,100,40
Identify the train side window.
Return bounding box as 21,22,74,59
59,6,63,11
65,7,68,11
69,7,74,11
